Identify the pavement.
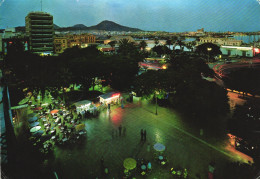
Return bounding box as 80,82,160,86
50,97,250,179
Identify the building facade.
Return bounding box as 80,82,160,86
66,33,96,48
53,36,68,54
104,36,135,44
198,37,242,46
220,46,255,57
25,12,54,54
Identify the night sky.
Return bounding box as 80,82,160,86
1,0,260,32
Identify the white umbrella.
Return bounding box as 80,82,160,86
30,126,41,133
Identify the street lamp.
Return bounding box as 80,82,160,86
155,91,159,115
207,47,212,63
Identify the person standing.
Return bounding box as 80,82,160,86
123,127,126,136
119,125,122,136
100,156,104,168
147,143,151,152
144,130,147,141
112,129,114,139
141,129,144,141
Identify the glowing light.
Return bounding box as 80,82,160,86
112,93,120,98
162,65,167,69
254,48,260,54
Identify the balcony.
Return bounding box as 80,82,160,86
30,20,53,24
32,38,53,41
32,42,53,46
32,46,53,50
32,47,53,52
30,16,53,20
31,24,53,28
31,29,53,32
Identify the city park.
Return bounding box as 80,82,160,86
1,39,260,178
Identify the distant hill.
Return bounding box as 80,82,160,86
88,20,142,32
54,24,60,29
13,20,142,32
58,20,142,32
15,26,25,32
72,24,88,29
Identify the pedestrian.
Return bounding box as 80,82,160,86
144,130,147,141
123,127,126,136
100,156,104,167
112,129,114,139
84,110,87,118
147,143,151,152
141,129,144,141
119,125,122,136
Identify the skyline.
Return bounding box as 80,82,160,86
0,0,260,32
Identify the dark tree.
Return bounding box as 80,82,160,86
195,43,222,60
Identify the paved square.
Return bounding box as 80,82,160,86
50,98,246,179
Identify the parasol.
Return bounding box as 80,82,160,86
28,116,38,123
30,126,41,133
50,109,59,114
30,122,40,128
153,143,166,152
123,158,137,170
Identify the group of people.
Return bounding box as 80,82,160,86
112,125,126,138
29,99,88,148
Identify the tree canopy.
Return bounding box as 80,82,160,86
134,53,229,128
195,43,222,59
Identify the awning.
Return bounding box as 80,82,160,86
99,92,120,100
73,100,92,108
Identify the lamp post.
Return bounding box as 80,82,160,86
155,91,159,115
207,47,212,63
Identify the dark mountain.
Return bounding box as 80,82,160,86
57,20,142,32
53,24,60,29
15,26,25,32
58,24,88,31
88,20,142,32
13,21,142,32
72,24,88,29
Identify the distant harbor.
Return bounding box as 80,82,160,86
232,35,260,44
184,35,260,44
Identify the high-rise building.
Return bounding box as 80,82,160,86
25,12,54,54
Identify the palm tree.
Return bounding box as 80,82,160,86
108,40,116,53
139,40,147,51
185,42,193,52
191,41,197,51
118,39,138,56
154,38,159,46
171,36,178,51
177,39,185,51
166,39,172,49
